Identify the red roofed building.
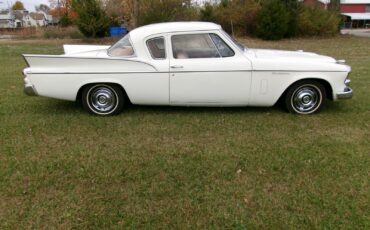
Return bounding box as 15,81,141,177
341,0,370,12
341,0,370,28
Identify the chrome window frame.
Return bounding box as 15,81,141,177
107,34,137,58
209,33,235,58
146,36,167,60
171,33,222,59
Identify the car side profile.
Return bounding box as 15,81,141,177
22,22,353,116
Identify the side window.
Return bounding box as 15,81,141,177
172,34,220,59
209,34,235,57
108,35,135,57
147,37,166,59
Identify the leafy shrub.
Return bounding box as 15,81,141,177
72,0,110,38
59,15,73,27
255,0,291,40
138,0,198,26
200,3,217,22
198,0,339,40
200,0,260,36
298,6,341,37
200,0,275,37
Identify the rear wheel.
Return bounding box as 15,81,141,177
82,84,125,116
285,80,326,115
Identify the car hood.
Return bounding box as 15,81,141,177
249,48,336,63
245,48,350,72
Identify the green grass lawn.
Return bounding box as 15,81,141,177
0,36,369,229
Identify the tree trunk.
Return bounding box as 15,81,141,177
133,0,139,28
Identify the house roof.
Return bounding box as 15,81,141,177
342,13,370,19
0,15,9,19
0,9,9,14
13,11,23,20
29,12,44,20
0,10,12,20
341,0,370,4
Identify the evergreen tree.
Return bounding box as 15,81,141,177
256,0,290,40
72,0,110,37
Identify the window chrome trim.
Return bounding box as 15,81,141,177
209,33,235,58
171,33,223,59
107,34,137,58
146,36,167,60
208,34,222,58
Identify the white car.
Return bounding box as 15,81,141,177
23,22,352,116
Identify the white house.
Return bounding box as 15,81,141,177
21,11,48,27
13,10,55,28
0,10,15,28
38,10,54,25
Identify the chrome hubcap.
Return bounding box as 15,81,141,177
88,86,117,113
292,85,321,113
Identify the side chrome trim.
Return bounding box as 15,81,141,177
30,70,252,74
336,87,353,100
29,70,349,75
22,54,158,71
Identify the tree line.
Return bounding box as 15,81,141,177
11,0,343,40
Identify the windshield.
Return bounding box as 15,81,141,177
221,30,246,51
108,34,135,57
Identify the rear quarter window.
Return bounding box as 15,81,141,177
147,37,166,59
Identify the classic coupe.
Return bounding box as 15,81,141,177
23,22,353,115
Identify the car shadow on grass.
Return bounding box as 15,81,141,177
31,98,352,116
35,99,285,116
125,104,284,115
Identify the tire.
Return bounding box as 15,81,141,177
81,84,125,116
284,80,326,115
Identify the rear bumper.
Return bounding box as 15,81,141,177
336,87,353,100
24,77,38,96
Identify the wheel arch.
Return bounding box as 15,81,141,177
76,82,132,104
276,78,333,105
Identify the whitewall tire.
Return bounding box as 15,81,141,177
285,80,326,115
82,84,125,116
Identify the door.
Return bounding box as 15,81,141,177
169,32,252,106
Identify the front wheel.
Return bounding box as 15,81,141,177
285,81,326,115
82,84,125,116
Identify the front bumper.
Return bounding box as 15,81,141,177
336,87,353,100
24,77,38,96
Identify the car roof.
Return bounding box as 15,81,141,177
129,21,222,39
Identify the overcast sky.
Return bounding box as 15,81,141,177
0,0,49,11
19,0,49,11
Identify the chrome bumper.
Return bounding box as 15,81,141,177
24,77,38,96
336,87,353,100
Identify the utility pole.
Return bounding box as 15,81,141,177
57,0,60,18
57,0,60,28
133,0,139,28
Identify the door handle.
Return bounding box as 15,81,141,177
170,65,184,69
